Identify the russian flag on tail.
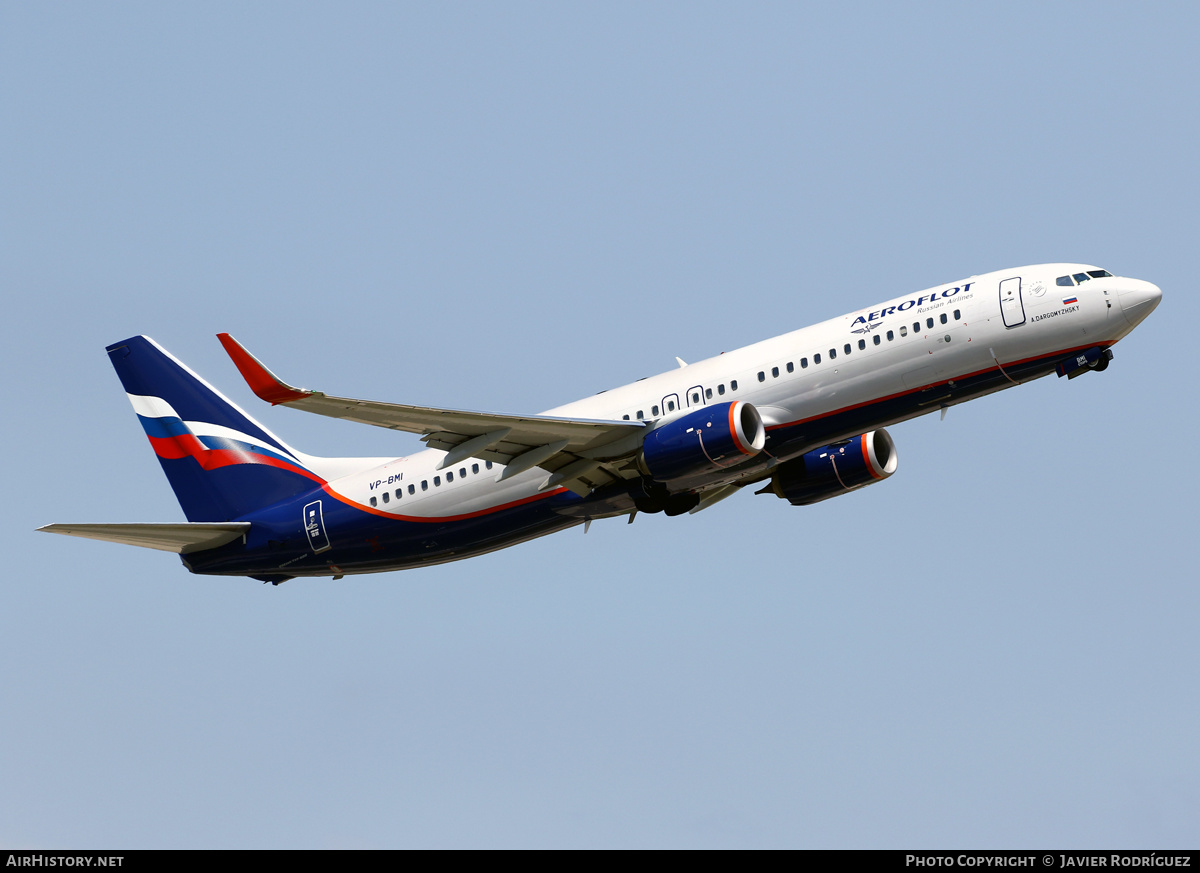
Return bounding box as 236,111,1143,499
107,336,325,521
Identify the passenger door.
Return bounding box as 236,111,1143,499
303,500,331,553
999,276,1026,328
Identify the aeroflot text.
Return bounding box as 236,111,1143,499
851,283,973,327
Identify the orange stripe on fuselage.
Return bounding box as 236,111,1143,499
764,340,1115,433
321,483,571,523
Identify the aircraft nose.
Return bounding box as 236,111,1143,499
1118,279,1162,328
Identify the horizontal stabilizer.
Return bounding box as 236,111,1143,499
37,522,250,554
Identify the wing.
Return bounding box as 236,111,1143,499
217,334,647,495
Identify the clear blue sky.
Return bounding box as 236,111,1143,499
3,1,1197,848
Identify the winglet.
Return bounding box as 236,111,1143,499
217,333,312,405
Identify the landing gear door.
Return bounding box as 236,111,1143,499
999,277,1026,328
303,500,331,553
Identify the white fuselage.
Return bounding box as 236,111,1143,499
325,263,1158,520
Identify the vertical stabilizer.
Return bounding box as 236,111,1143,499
107,336,326,521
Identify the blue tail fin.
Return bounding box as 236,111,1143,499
107,336,326,522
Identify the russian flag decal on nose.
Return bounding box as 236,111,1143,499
1062,296,1078,305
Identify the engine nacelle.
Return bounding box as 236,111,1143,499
764,429,898,506
639,401,766,485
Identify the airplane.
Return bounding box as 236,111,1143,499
39,263,1161,584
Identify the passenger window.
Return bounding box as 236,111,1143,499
873,335,881,346
940,313,947,324
485,461,493,470
421,480,428,491
926,318,934,329
953,310,960,320
887,330,894,341
814,354,821,364
667,399,676,411
758,371,765,382
858,339,866,350
730,380,738,391
899,326,908,337
652,405,660,415
434,476,441,487
382,492,390,503
786,362,794,373
913,322,920,334
1073,273,1090,283
408,484,415,495
705,388,713,399
370,496,378,507
459,468,466,478
1057,276,1074,286
446,472,453,482
691,392,700,403
471,463,479,474
801,358,808,368
829,348,836,359
622,414,630,420
717,385,725,395
771,367,779,378
395,489,402,499
637,410,644,418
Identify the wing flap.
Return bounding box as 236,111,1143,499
38,522,251,554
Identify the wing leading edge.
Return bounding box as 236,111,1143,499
216,334,647,495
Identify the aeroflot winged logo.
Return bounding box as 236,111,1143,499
850,282,974,333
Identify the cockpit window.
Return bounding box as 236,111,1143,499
1058,270,1112,286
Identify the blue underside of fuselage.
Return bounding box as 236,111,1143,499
182,344,1094,580
183,485,586,578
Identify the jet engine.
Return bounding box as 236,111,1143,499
762,428,898,506
639,401,766,485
